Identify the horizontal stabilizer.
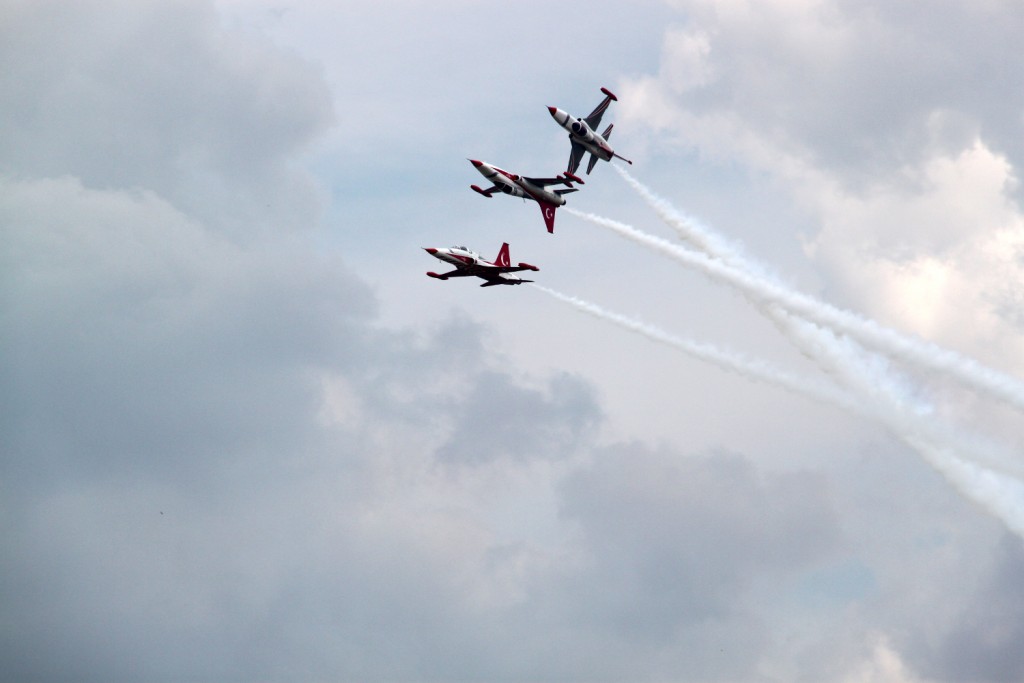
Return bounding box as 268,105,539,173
554,188,578,196
602,123,613,140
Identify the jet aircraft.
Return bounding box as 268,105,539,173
468,159,580,233
424,242,538,287
548,87,633,175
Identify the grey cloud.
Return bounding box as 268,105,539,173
0,4,616,680
0,176,376,493
561,444,841,616
917,533,1024,682
6,1,1016,681
546,443,843,680
0,0,334,234
434,371,602,466
648,0,1024,189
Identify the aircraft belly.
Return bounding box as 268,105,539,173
577,138,612,160
502,182,525,198
519,182,564,207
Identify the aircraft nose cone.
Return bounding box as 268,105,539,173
469,159,483,167
547,106,557,115
424,247,438,254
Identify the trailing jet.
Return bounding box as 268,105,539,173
424,242,538,287
468,159,580,233
548,87,633,175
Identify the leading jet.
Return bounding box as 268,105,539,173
548,87,633,176
424,242,538,287
468,159,581,233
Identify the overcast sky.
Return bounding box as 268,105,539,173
3,1,1024,682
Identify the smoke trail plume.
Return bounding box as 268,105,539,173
565,206,1024,414
530,283,858,411
613,164,756,272
579,176,1024,532
612,170,1024,475
775,309,1024,535
535,283,1024,535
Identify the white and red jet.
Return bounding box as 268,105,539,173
424,242,539,287
468,159,581,233
548,87,633,176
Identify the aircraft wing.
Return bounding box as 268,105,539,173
495,265,537,274
524,175,571,187
567,140,586,175
584,90,616,129
437,269,476,278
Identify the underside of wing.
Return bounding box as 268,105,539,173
567,140,586,175
525,175,567,187
480,276,531,287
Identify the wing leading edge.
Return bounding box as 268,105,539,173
584,87,617,129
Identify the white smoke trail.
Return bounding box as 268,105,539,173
774,310,1024,536
565,206,1024,414
535,283,1024,536
613,164,758,272
587,174,1024,532
530,283,859,412
536,281,1024,479
613,170,1024,477
773,308,1024,478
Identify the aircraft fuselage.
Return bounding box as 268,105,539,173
548,107,614,161
470,160,568,207
423,245,536,286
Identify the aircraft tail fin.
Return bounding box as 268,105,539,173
602,123,614,140
538,201,558,233
495,242,511,267
586,153,600,175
